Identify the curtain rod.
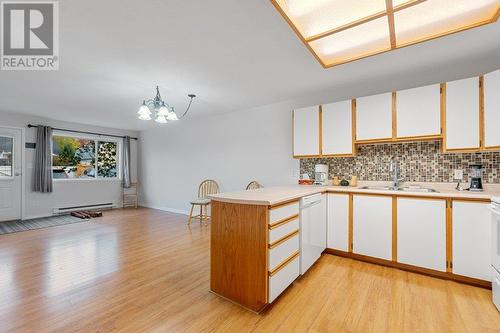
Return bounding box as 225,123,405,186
27,124,138,140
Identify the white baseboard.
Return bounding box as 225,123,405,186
139,202,190,216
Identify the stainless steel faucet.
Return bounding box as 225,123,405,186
389,157,404,189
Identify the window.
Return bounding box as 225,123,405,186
0,136,13,178
52,134,120,180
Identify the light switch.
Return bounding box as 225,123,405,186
453,169,463,181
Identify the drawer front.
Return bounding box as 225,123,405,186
269,217,299,244
269,233,300,271
269,201,299,225
269,256,300,303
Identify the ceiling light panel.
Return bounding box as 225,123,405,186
394,0,500,47
309,16,391,66
271,0,500,68
275,0,387,39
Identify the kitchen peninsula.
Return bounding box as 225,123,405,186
210,183,500,312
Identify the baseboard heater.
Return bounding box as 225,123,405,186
53,203,115,215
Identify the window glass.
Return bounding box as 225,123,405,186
97,141,118,178
0,136,13,177
52,136,96,179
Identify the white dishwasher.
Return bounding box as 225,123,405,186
299,193,327,274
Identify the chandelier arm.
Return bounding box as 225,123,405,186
178,95,196,119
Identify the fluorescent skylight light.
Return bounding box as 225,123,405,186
271,0,500,68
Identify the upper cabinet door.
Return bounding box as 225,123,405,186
484,69,500,149
445,77,480,151
397,84,441,138
356,93,392,141
293,106,320,157
322,100,353,156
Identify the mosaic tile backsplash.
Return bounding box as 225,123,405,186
300,141,500,184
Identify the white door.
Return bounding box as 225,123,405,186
452,201,491,281
396,84,441,138
356,93,393,141
397,198,446,271
327,193,349,251
484,69,500,148
0,128,22,222
445,78,480,150
293,106,320,157
353,195,392,260
322,100,353,156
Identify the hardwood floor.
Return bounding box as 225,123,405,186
0,207,499,332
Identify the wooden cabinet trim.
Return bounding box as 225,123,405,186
392,91,397,139
268,251,300,277
448,201,453,269
451,197,491,203
348,193,354,252
269,199,300,210
319,105,323,157
269,230,299,249
269,214,299,229
324,249,491,288
392,196,397,262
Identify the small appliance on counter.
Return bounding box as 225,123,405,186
314,164,329,186
469,164,484,192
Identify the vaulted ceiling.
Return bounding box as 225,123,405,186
1,0,499,130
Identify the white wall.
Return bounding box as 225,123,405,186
0,111,138,219
138,101,300,214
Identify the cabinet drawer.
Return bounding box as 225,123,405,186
269,255,300,303
269,201,299,225
269,233,299,271
269,217,299,244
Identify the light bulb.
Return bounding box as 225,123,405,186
167,111,179,121
155,115,168,124
158,104,169,116
138,102,151,117
138,113,151,120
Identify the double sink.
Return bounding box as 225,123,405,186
359,186,438,193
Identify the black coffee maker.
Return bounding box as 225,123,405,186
469,164,483,192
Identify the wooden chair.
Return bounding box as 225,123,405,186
188,179,219,225
123,182,139,208
246,181,263,190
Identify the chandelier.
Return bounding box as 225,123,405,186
137,86,196,123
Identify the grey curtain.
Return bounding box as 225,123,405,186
33,126,53,193
122,136,131,188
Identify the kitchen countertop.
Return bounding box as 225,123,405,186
209,182,500,206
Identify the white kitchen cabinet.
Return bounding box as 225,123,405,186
397,198,446,271
396,84,441,138
356,93,392,141
293,106,320,157
327,193,349,251
484,69,500,149
353,195,392,260
322,100,353,156
445,77,480,150
452,201,491,281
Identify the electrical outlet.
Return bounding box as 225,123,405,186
454,169,463,181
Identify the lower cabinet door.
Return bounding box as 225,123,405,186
452,201,491,281
327,193,349,251
268,256,300,302
397,198,446,271
353,195,392,260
